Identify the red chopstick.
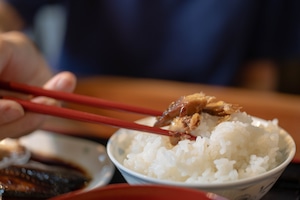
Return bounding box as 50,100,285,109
0,81,196,140
0,80,162,116
2,96,180,137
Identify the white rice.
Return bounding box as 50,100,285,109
123,112,284,183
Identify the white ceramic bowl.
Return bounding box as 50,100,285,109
107,117,296,200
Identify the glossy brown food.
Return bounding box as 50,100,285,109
0,156,90,200
153,93,241,145
154,93,241,128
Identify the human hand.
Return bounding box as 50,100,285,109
0,1,24,32
0,31,76,139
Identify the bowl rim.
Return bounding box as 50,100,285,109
50,183,225,200
107,116,296,189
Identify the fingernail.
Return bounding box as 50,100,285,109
56,73,75,92
54,77,65,90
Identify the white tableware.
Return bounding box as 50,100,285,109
107,117,296,200
19,130,115,191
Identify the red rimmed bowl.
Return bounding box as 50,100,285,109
50,184,226,200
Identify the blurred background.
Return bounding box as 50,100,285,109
30,4,300,95
3,2,300,95
27,4,66,71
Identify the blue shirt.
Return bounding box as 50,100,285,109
7,0,300,86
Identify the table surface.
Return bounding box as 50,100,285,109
42,76,300,199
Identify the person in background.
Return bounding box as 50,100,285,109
0,0,299,138
2,0,299,91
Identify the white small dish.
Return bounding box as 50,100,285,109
19,130,115,191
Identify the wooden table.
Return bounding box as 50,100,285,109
42,76,300,160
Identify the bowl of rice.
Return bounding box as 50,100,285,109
107,93,296,200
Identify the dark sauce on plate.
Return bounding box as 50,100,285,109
0,152,91,200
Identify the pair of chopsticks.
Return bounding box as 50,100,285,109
0,80,195,139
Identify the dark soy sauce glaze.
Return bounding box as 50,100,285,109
1,152,91,200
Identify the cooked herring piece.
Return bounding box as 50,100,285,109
154,92,241,133
0,161,90,199
154,93,210,127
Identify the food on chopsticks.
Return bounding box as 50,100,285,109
154,92,241,144
155,92,240,127
123,92,284,183
0,153,90,200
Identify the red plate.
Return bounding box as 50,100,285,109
50,184,227,200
